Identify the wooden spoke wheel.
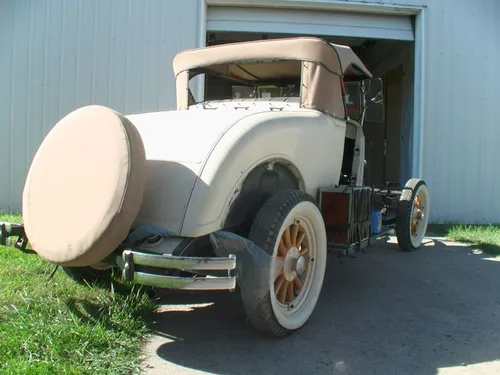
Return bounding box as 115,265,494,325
411,195,424,237
242,190,327,338
396,178,430,251
275,221,310,305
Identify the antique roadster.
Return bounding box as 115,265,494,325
0,37,429,338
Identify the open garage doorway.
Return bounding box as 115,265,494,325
203,31,415,186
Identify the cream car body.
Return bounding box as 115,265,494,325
126,36,371,239
127,103,348,238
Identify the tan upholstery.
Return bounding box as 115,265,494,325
302,62,345,118
22,105,146,267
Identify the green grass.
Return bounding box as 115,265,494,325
0,211,23,224
428,223,500,256
0,213,157,375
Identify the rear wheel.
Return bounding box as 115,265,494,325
396,179,430,251
242,190,327,338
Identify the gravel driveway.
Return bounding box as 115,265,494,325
140,236,500,375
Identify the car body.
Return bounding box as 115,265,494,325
127,37,372,237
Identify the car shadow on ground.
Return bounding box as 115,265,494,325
145,237,500,375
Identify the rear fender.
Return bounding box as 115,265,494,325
179,110,346,237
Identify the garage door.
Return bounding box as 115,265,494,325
207,6,414,41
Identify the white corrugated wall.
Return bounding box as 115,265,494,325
0,0,202,212
2,0,500,224
420,0,499,223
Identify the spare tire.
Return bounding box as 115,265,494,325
22,105,146,267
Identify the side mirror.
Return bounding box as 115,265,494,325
364,78,385,123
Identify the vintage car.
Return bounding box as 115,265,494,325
0,37,429,338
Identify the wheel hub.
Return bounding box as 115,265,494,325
295,256,307,276
283,247,300,281
274,220,310,305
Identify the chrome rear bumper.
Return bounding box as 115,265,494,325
118,250,237,291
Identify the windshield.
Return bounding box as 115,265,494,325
232,84,300,99
344,82,363,120
189,74,301,105
187,59,302,105
342,79,385,123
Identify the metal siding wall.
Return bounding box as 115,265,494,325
419,0,499,223
0,0,200,212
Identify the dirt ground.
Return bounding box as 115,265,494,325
140,236,500,375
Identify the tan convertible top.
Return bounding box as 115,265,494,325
173,37,373,118
173,37,372,79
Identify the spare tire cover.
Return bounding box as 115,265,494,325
22,105,146,267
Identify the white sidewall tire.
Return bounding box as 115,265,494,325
269,201,327,331
396,179,430,251
411,183,430,248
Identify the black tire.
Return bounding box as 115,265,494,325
62,266,115,286
396,178,430,251
243,190,327,338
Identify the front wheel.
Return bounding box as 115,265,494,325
396,178,430,251
242,190,327,338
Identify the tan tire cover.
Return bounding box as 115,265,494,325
22,105,146,267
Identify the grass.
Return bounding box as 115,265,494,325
0,213,157,375
428,223,500,257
